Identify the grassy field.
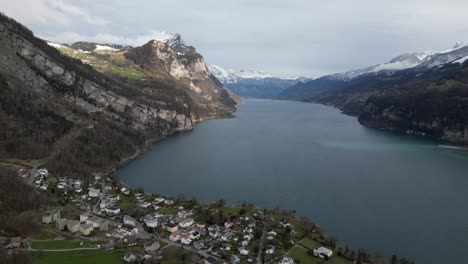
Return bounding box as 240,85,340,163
30,228,60,240
288,246,352,264
161,246,194,264
299,237,322,250
31,240,94,250
159,207,178,215
29,247,140,264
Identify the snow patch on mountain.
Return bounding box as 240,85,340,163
47,41,66,49
453,55,468,64
94,44,118,51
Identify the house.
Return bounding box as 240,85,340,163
42,209,60,224
123,215,136,227
223,243,232,251
121,225,139,236
4,241,22,250
221,231,234,241
178,218,194,228
208,226,219,237
87,215,109,231
204,256,226,264
144,240,160,252
265,245,275,254
80,223,94,236
123,235,137,246
139,201,151,208
181,234,192,245
104,207,120,215
190,230,200,240
144,216,158,228
80,213,90,222
313,247,333,259
169,231,180,242
123,252,137,263
66,220,81,233
230,255,240,264
164,199,174,205
56,218,68,230
154,197,165,204
224,221,234,229
165,223,178,233
88,188,100,198
239,247,249,256
279,256,294,264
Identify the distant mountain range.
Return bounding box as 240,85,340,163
209,65,308,99
279,43,468,143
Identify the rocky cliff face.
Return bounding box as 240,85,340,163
0,14,238,177
125,35,239,119
358,82,468,143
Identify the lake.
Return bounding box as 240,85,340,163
117,99,468,264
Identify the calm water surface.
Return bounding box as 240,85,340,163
118,99,468,264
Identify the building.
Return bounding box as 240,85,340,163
42,209,60,224
178,218,194,228
279,257,294,264
143,216,158,228
169,231,180,242
230,255,240,264
165,223,178,233
66,220,81,233
56,218,68,230
123,215,136,227
144,240,160,252
88,188,100,198
239,247,249,256
80,223,94,236
80,213,90,223
181,234,191,245
123,252,137,263
313,247,333,259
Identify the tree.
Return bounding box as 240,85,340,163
391,254,398,264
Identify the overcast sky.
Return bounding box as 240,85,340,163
2,0,468,77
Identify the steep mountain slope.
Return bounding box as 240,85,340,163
209,65,301,99
280,44,468,142
0,13,237,177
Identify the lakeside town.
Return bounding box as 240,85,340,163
0,165,388,264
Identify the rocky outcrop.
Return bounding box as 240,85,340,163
358,91,468,143
125,35,238,118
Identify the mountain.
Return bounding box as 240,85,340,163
209,65,302,99
0,13,238,178
279,43,468,143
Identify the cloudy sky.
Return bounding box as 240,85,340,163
2,0,468,77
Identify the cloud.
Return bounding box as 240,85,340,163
41,30,175,46
1,0,108,26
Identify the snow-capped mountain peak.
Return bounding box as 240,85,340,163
208,65,273,83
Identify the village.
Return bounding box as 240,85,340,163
3,167,357,264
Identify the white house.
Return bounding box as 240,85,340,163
181,235,192,245
80,213,90,223
239,247,249,256
313,247,333,259
280,257,294,264
88,188,100,198
144,216,158,228
123,215,137,227
178,218,194,228
154,197,165,204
